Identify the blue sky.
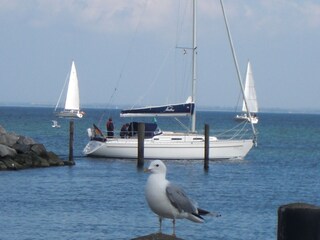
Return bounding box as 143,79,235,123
0,0,320,112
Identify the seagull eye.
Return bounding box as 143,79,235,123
155,164,159,167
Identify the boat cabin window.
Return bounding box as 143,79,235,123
193,137,204,140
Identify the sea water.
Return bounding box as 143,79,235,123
0,106,319,240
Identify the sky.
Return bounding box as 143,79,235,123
0,0,320,112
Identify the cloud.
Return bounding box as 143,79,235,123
300,2,320,28
1,0,320,35
242,0,320,34
0,0,177,34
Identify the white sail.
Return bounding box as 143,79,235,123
242,61,258,113
65,61,80,111
56,60,84,119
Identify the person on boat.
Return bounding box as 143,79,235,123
120,123,129,138
106,117,114,138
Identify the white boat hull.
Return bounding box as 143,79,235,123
235,115,258,124
57,110,84,119
83,133,254,160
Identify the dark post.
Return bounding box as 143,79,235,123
204,124,209,170
137,122,145,168
278,203,320,240
69,120,74,162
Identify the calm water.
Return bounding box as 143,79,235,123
0,106,319,240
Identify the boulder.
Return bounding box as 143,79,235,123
17,135,36,145
0,132,19,147
12,143,31,154
132,233,183,240
0,125,6,134
14,153,33,168
1,157,22,170
0,160,7,170
31,144,48,158
30,153,50,168
0,144,17,158
47,152,64,166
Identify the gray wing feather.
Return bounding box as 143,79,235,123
166,183,197,214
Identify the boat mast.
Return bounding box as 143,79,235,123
191,0,197,133
220,0,257,142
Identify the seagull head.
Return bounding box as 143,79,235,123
145,160,167,175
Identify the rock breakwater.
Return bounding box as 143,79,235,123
0,125,74,170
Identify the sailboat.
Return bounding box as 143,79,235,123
83,0,256,160
55,61,84,119
235,61,258,124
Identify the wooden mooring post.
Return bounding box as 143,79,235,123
137,122,145,168
278,203,320,240
68,120,74,163
204,124,209,170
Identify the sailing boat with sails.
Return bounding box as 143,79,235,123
55,61,84,119
235,61,258,124
83,0,257,160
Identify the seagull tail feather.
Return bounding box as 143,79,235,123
198,208,221,217
189,213,205,223
188,209,221,223
197,208,210,215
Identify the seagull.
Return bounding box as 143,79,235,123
145,160,219,235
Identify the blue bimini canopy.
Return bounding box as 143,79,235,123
127,122,158,138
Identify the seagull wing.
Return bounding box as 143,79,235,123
166,183,197,214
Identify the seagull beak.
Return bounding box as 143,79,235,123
144,168,151,173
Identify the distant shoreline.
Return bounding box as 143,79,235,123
0,103,319,115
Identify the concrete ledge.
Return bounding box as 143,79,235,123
132,233,183,240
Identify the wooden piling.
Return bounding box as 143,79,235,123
278,202,320,240
137,122,145,168
204,124,209,170
69,120,74,162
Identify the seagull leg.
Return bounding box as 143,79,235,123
172,218,176,236
158,217,162,233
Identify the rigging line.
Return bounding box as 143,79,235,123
173,1,190,103
54,73,69,112
220,0,257,141
175,0,190,46
132,46,175,109
98,0,150,126
216,121,247,138
177,53,190,102
173,47,191,103
172,1,193,108
235,87,242,113
110,0,150,105
174,117,190,132
132,1,189,109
